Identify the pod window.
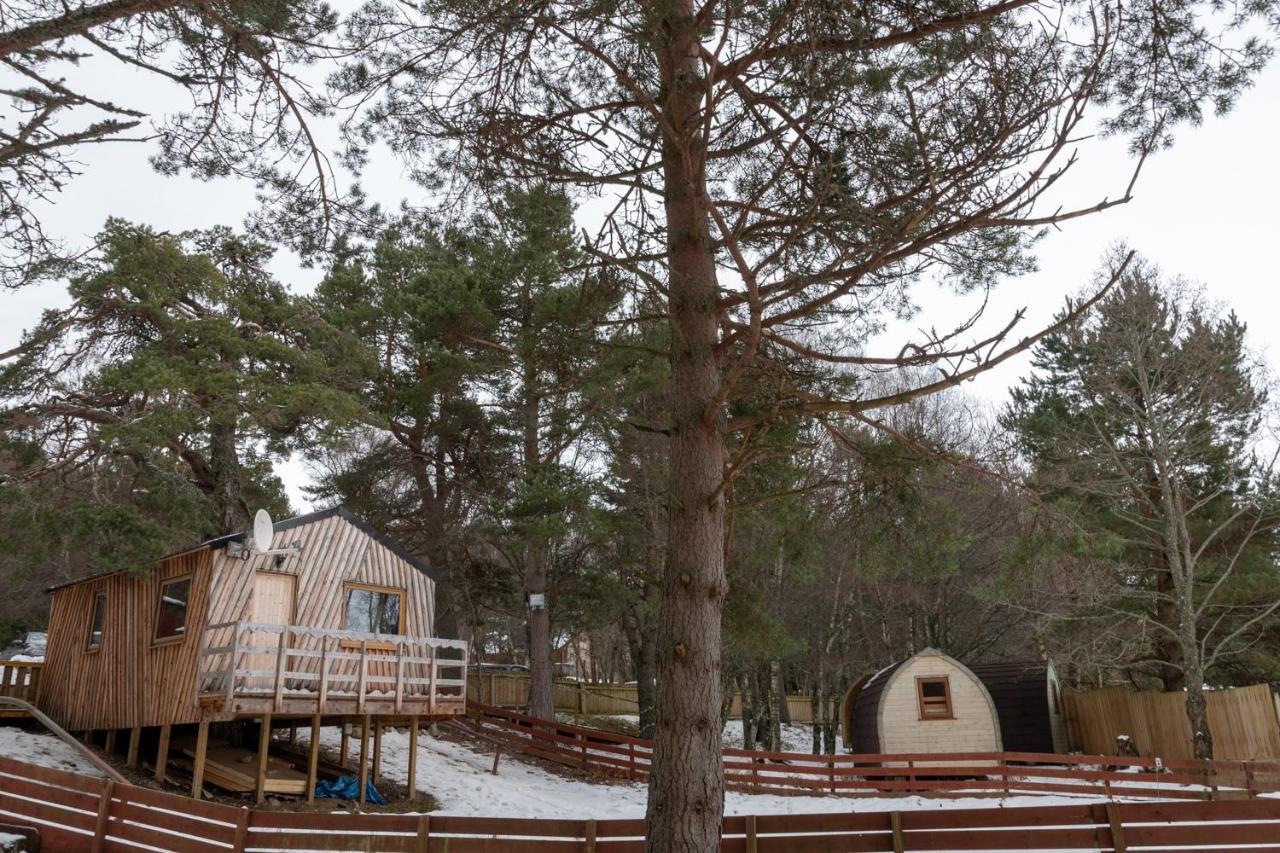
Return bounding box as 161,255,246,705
916,676,953,720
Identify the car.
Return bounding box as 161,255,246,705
0,631,47,661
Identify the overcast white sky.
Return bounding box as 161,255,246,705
4,42,1278,511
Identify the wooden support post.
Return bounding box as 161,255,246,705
255,712,272,804
373,719,383,783
357,640,368,715
318,635,330,711
358,714,371,806
584,818,597,853
155,724,171,784
226,626,241,704
395,643,405,714
104,729,117,753
126,726,141,769
340,719,350,767
91,779,113,853
288,723,297,745
306,713,321,804
1245,761,1258,798
427,646,436,715
890,811,905,853
191,721,210,799
273,629,288,713
407,715,420,802
1105,802,1128,852
745,814,758,853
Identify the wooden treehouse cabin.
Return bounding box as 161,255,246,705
37,506,467,803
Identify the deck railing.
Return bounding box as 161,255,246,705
0,661,41,711
197,622,467,715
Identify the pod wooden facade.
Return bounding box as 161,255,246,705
39,505,467,732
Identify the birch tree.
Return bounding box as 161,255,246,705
1005,254,1280,758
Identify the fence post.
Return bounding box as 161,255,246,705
745,814,758,853
231,808,249,853
627,741,636,781
415,814,431,853
828,757,836,794
1245,761,1258,798
1105,802,1128,853
906,760,915,793
890,811,905,853
91,779,113,853
584,818,597,853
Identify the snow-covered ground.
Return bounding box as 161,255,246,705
0,723,1199,821
559,714,840,753
0,727,104,777
304,725,1124,819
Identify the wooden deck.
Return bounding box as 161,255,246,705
197,622,467,720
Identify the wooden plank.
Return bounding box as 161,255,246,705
340,719,350,767
273,630,288,712
155,724,171,783
890,811,905,853
307,713,321,804
232,808,249,853
408,715,420,802
191,720,209,799
358,640,368,714
373,719,383,783
255,712,272,804
358,714,371,806
91,779,113,853
1106,802,1128,853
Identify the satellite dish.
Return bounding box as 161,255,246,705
252,509,274,553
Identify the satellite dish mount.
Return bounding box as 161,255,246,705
227,509,303,563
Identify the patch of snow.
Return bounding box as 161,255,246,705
0,727,104,777
301,725,1130,820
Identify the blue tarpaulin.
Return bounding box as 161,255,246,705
314,775,388,805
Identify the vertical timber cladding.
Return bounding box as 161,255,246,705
39,508,438,733
206,512,435,637
40,549,213,731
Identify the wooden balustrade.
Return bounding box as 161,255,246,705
196,622,467,717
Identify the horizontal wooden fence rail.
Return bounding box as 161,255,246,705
4,753,1280,852
468,671,816,721
462,702,1280,801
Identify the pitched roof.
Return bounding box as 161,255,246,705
46,505,439,592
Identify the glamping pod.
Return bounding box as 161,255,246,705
841,647,1003,765
969,660,1068,754
37,506,467,799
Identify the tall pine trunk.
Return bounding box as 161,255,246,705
208,420,250,534
522,381,556,722
645,3,727,846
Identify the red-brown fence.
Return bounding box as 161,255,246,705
4,753,1280,852
461,702,1280,801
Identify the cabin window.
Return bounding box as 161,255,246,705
86,592,107,651
154,576,191,641
343,584,403,636
916,676,953,720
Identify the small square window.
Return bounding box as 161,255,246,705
86,592,107,650
154,576,191,641
343,584,403,636
917,676,953,719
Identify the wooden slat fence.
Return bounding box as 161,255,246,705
1067,683,1280,761
462,702,1280,801
470,672,814,721
4,754,1280,851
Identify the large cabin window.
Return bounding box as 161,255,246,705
86,592,107,651
343,583,404,636
916,676,954,720
154,575,191,642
